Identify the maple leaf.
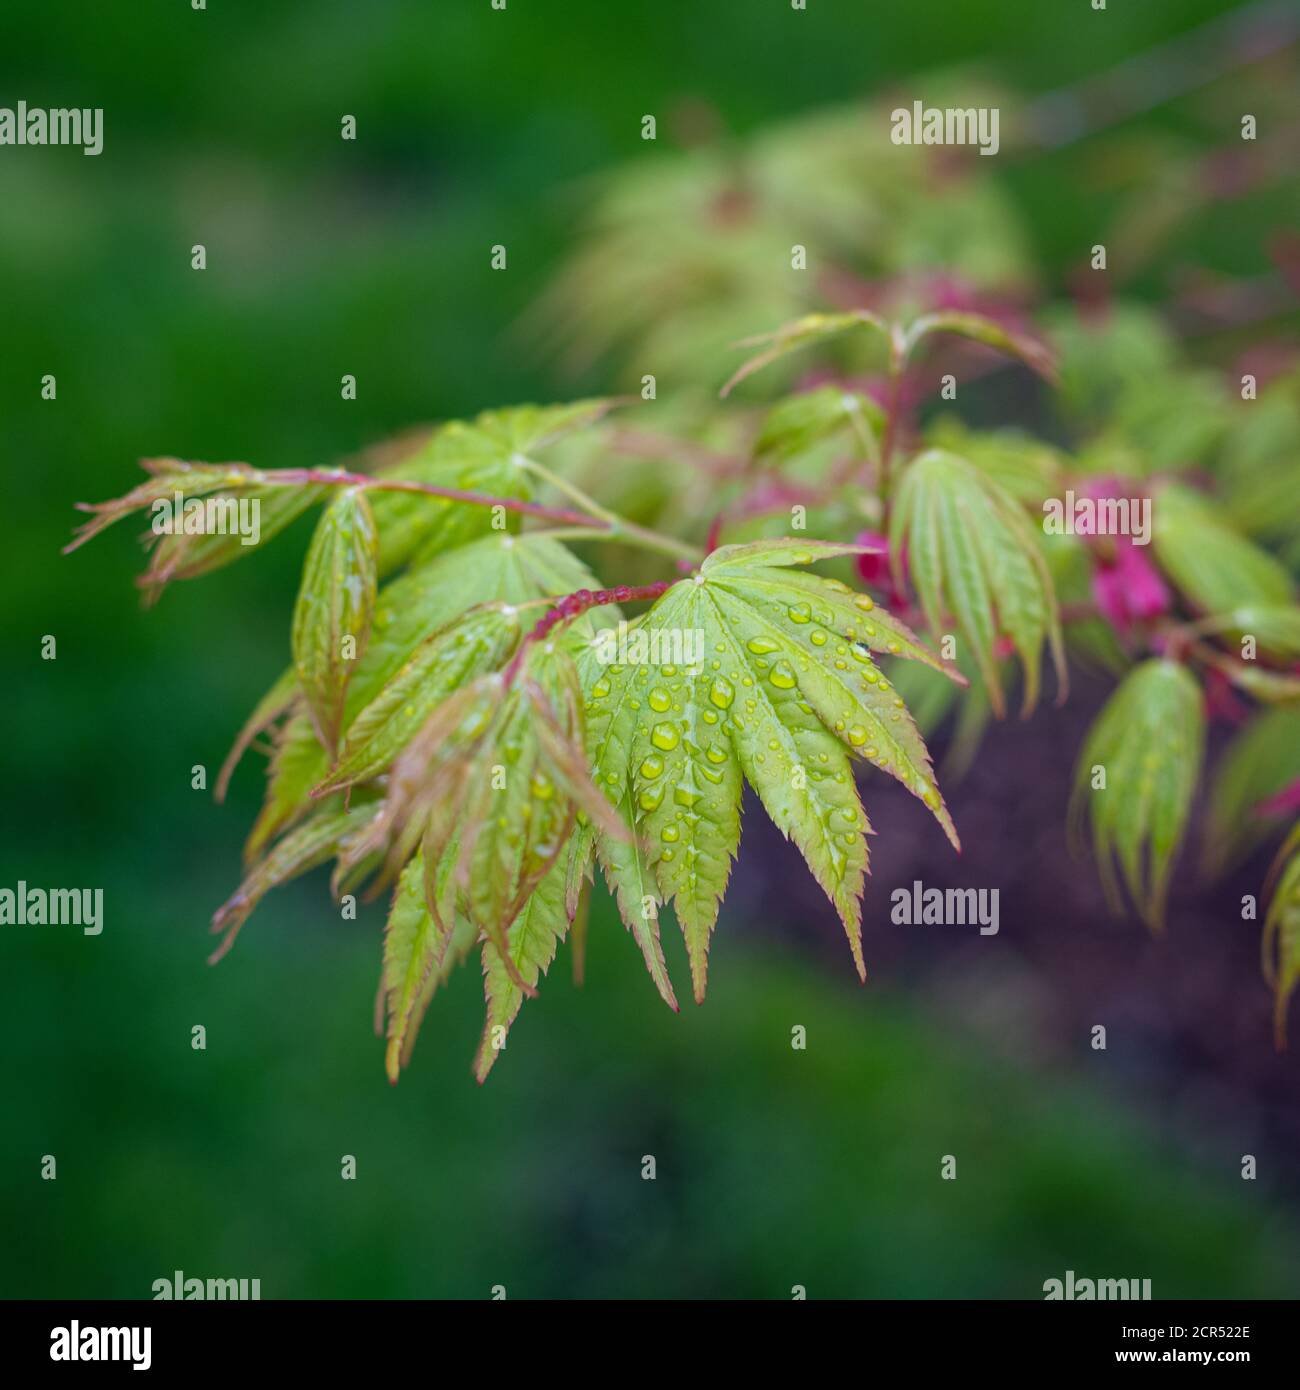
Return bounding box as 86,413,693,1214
583,539,962,1002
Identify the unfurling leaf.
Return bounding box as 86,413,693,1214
901,311,1058,383
891,449,1065,716
63,460,262,554
245,533,611,863
475,854,571,1083
141,485,324,600
313,603,524,795
1070,659,1204,930
215,665,300,804
382,852,478,1084
343,644,623,1000
1263,823,1300,1047
291,488,379,756
209,796,381,963
720,310,888,397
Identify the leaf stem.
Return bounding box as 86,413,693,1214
877,324,909,526
514,455,622,527
218,465,703,565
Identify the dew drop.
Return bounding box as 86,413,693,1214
651,722,679,751
787,603,812,624
709,676,735,709
769,661,797,689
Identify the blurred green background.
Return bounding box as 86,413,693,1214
3,0,1299,1298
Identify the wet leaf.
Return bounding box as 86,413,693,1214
291,488,379,755
382,851,478,1083
588,540,959,999
210,796,381,963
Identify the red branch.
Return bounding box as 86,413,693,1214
502,582,673,685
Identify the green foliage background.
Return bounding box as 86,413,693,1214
2,0,1298,1297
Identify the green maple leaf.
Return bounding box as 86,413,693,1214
1154,483,1295,616
890,448,1065,717
574,640,681,1013
291,487,379,756
382,850,479,1083
345,644,623,998
364,399,621,572
474,854,571,1083
584,539,962,1002
752,385,883,468
1070,659,1205,930
208,795,382,963
235,532,613,860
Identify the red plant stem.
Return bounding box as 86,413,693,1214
878,341,906,529
501,581,672,685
